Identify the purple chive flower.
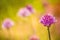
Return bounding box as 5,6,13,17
26,4,35,13
40,14,56,27
2,18,14,29
29,35,39,40
17,8,31,17
17,4,36,17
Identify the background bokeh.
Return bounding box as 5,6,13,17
0,0,60,40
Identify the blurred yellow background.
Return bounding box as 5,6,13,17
0,0,60,40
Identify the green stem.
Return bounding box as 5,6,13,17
47,27,51,40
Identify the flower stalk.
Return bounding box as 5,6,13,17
40,14,56,40
47,27,51,40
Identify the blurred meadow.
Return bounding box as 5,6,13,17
0,0,60,40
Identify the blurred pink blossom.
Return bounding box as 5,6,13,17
29,35,39,40
26,4,35,13
17,8,31,17
2,18,14,29
17,5,35,17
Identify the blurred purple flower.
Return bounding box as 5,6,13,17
17,8,31,17
26,4,35,13
17,4,36,17
40,14,56,27
29,35,39,40
2,18,14,29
